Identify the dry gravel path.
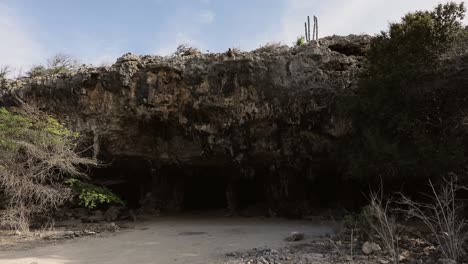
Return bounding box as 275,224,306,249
0,216,332,264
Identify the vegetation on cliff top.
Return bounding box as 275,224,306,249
340,2,468,183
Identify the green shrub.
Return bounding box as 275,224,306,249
340,2,468,182
295,36,306,47
341,206,374,240
65,178,125,209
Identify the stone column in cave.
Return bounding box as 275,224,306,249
171,170,185,212
225,168,240,216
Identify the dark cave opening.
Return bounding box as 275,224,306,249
237,175,267,211
92,159,271,214
91,156,153,209
182,170,228,211
91,157,364,216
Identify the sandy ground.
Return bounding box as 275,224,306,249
0,216,332,264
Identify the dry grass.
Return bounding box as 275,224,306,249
368,191,401,264
399,176,468,261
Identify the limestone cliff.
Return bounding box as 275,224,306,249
0,35,370,215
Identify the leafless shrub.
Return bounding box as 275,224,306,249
173,44,201,57
46,53,79,74
0,65,14,79
368,190,401,264
255,42,286,53
26,54,79,78
399,176,467,261
0,105,96,232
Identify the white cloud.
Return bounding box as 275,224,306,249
197,9,215,24
0,3,45,75
152,8,215,56
154,32,204,56
279,0,468,45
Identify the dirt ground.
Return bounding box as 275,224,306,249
0,215,333,264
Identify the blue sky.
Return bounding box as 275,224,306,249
0,0,466,72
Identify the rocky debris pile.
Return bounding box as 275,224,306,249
55,206,135,223
0,221,124,250
225,247,298,264
225,234,457,264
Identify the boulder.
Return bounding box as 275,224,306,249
285,231,305,242
104,206,123,222
362,241,382,255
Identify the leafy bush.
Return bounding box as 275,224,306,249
65,178,125,209
341,206,374,240
0,106,96,232
340,2,468,182
295,36,306,47
27,65,48,78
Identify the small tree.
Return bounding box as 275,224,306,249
46,53,79,74
26,54,79,77
0,106,96,232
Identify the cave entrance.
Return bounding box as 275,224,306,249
93,159,267,214
237,175,266,211
182,168,228,211
92,156,152,209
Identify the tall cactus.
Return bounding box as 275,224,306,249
314,16,318,40
303,15,318,42
312,16,316,40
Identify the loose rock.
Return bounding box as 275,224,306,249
285,231,305,242
361,241,381,255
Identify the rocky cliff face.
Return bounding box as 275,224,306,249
1,35,370,215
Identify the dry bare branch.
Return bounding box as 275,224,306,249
368,191,401,264
0,105,96,232
398,176,467,261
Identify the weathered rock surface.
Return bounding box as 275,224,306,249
0,35,370,214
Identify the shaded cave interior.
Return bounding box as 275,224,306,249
91,156,364,217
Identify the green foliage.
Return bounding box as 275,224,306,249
0,107,75,150
295,36,306,47
27,65,48,78
340,2,468,182
65,178,125,209
341,206,374,240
